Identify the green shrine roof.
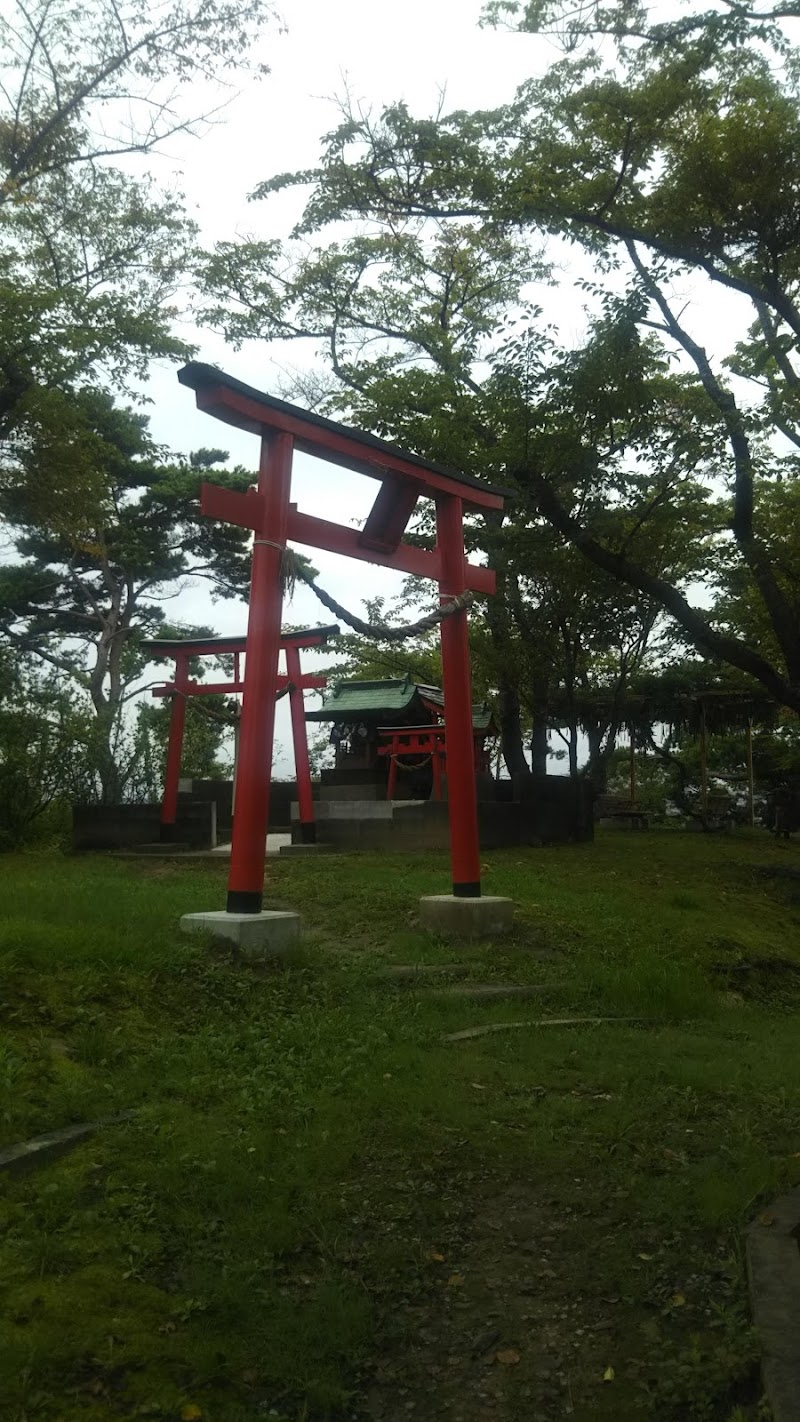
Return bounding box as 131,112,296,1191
305,677,421,721
418,685,495,732
306,677,497,733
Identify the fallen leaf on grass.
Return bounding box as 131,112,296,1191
431,1250,445,1262
670,1293,686,1307
447,1273,465,1287
637,1252,654,1261
759,1212,776,1227
603,1366,615,1382
180,1407,203,1421
495,1349,521,1366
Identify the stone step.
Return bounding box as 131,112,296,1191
126,842,192,854
279,843,334,857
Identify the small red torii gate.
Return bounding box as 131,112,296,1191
377,723,491,802
178,362,510,915
142,626,337,844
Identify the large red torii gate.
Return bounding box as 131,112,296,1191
178,362,510,917
142,626,338,844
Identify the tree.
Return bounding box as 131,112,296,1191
136,695,235,789
199,0,800,717
0,0,277,445
199,216,716,774
0,647,98,848
0,392,253,801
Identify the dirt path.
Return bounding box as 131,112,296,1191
363,1182,636,1422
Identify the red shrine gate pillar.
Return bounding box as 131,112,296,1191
161,653,189,840
227,432,293,913
437,494,481,896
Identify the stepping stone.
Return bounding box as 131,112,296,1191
375,964,472,982
442,1016,647,1043
430,983,546,1001
0,1111,136,1176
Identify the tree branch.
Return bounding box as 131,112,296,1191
524,466,800,713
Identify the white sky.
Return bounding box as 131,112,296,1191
134,0,752,773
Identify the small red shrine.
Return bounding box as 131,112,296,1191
305,676,497,799
177,362,511,918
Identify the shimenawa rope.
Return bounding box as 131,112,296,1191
275,546,475,642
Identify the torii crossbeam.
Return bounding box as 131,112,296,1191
178,362,511,915
142,627,337,845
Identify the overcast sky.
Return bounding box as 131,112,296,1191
136,0,752,773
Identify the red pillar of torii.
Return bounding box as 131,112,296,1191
178,363,511,915
141,628,337,844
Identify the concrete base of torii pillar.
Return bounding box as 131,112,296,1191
180,909,301,961
419,894,514,941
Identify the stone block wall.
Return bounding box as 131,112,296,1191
72,800,217,851
291,776,594,851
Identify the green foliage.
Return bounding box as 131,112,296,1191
0,0,277,446
136,697,235,790
0,391,253,801
198,0,800,724
0,651,98,849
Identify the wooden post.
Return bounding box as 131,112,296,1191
437,493,481,897
386,751,399,801
629,734,637,806
285,642,316,843
160,653,189,840
747,717,755,828
227,431,293,914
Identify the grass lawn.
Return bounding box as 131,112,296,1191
1,830,800,1421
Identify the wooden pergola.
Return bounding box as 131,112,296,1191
546,683,779,820
178,362,510,913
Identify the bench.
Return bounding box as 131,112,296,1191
595,794,649,830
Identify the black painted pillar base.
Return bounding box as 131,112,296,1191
452,881,481,898
226,890,263,914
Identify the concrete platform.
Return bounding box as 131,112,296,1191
747,1185,800,1421
293,800,399,820
180,909,301,960
419,894,514,941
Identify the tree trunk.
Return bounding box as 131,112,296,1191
527,670,550,775
498,677,530,779
530,718,549,776
92,705,124,804
568,720,579,778
481,523,530,780
584,721,618,794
